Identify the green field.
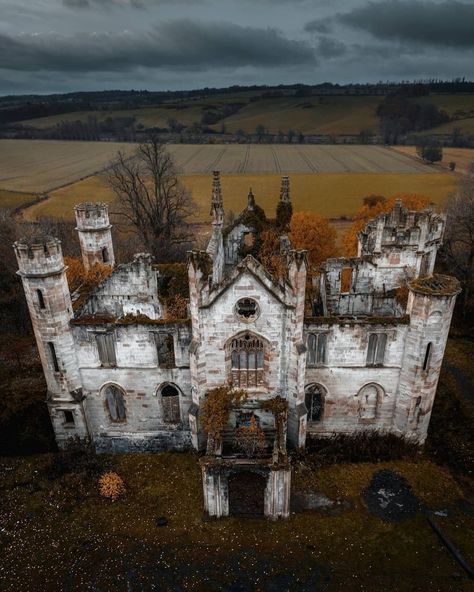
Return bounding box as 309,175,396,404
23,171,456,222
18,93,474,137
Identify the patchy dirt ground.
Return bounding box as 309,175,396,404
1,453,473,592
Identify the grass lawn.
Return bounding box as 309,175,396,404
393,146,474,175
1,452,473,592
23,172,456,223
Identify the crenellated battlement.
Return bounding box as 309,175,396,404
14,236,65,277
74,202,111,231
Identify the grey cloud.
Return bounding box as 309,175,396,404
315,37,347,58
338,0,474,48
304,19,333,34
0,20,316,73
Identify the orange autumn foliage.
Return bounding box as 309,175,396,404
343,193,433,257
289,211,337,270
65,256,113,293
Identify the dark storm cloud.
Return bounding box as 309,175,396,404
304,19,333,34
63,0,152,7
337,0,474,48
315,37,347,58
0,20,316,72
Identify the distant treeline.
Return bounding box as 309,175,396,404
1,78,474,126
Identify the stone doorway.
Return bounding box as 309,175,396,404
228,470,266,517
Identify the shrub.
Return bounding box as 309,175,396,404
449,161,456,171
98,471,126,502
303,432,421,466
233,416,266,458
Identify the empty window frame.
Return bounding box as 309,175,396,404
366,333,387,366
161,384,181,423
95,333,117,367
340,267,353,293
47,342,60,372
155,333,175,368
101,247,109,263
236,298,259,321
358,384,382,421
307,333,327,366
422,342,432,372
230,333,265,388
37,289,46,309
63,410,75,425
104,384,126,422
305,384,324,422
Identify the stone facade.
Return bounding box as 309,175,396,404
15,172,460,518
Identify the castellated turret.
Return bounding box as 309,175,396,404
74,202,115,271
395,274,461,443
13,235,88,446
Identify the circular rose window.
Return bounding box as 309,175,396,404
235,298,259,322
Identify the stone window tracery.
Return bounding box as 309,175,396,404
307,333,327,366
235,298,259,322
366,333,387,366
230,333,265,388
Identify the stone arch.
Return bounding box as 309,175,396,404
101,383,127,423
157,382,182,424
225,330,270,389
304,383,327,422
356,383,385,421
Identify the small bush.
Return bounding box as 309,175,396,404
98,471,126,502
449,161,456,171
303,431,421,467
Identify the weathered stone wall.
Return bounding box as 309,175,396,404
75,202,115,271
304,320,408,435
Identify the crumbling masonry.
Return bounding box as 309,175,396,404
15,173,460,519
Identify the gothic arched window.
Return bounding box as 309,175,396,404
160,384,181,423
358,383,383,421
305,384,325,422
230,333,265,388
104,384,126,423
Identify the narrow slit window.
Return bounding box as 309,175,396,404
422,342,432,372
47,342,60,372
102,247,109,263
37,289,46,309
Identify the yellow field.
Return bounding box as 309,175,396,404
392,146,474,174
0,189,37,211
23,172,456,222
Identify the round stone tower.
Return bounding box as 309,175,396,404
74,202,114,271
13,235,87,446
395,274,461,442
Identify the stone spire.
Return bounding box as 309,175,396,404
280,176,290,204
247,188,255,211
210,170,224,224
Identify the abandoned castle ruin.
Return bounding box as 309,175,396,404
14,172,460,519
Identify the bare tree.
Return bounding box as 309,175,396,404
107,136,194,261
443,174,474,318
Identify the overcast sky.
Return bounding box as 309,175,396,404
1,0,473,95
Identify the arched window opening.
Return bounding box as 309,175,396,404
305,384,325,422
37,289,46,309
358,384,382,421
104,384,126,423
161,384,181,423
367,333,387,366
422,343,432,372
230,333,265,388
101,246,109,263
47,342,60,373
307,333,327,366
